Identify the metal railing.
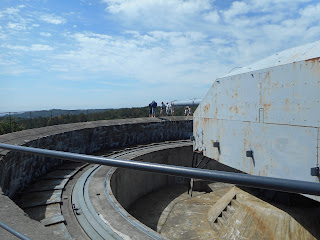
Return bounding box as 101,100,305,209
0,143,320,196
0,221,31,240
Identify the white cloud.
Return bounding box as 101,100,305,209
203,11,220,23
7,22,27,31
102,0,214,30
2,0,320,109
40,32,52,37
0,5,25,18
299,2,320,22
2,44,29,51
2,44,53,51
40,14,66,24
222,1,249,21
103,0,212,15
30,44,53,51
5,7,21,15
53,0,320,89
53,31,228,89
210,38,229,45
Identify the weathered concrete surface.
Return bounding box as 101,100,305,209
0,117,192,239
0,189,61,240
207,186,237,227
110,144,193,210
129,184,320,240
0,117,192,197
15,161,87,240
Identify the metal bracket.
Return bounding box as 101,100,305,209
246,150,254,158
213,141,219,148
311,167,320,176
72,204,81,215
190,135,195,141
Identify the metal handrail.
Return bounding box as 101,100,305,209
0,221,31,240
1,143,320,196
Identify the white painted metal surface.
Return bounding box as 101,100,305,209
193,40,320,202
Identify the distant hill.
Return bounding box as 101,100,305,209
3,109,112,119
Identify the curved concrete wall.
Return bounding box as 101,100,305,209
110,145,193,210
0,117,192,197
109,144,244,212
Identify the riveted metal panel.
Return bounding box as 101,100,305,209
193,41,320,201
194,117,318,181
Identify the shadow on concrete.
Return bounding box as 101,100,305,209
127,184,190,231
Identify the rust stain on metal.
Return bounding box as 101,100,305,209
243,132,247,167
293,61,296,71
194,41,320,199
234,106,239,114
305,56,320,63
194,120,199,129
273,82,279,89
263,103,271,110
204,103,210,113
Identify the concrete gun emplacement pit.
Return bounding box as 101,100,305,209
1,41,320,240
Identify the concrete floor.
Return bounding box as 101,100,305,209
128,183,320,240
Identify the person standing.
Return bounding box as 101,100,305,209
151,100,157,117
184,106,189,116
166,102,170,116
171,102,175,116
161,102,166,116
148,102,152,117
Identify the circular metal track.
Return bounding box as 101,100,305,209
68,140,192,240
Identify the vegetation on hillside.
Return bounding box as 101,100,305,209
0,106,196,135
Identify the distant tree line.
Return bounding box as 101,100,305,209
0,106,196,135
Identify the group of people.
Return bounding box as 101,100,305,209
148,101,175,117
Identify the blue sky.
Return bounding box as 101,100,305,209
1,0,320,112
